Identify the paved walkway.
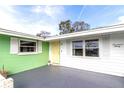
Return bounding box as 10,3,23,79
11,66,124,88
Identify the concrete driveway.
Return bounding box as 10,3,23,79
11,65,124,88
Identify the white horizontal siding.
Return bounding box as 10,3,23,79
60,57,124,76
110,33,124,61
60,34,124,77
101,35,110,58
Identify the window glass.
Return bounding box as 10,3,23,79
72,41,83,56
85,39,99,57
20,40,36,52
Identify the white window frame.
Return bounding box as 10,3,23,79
71,38,100,58
85,39,99,57
72,40,84,57
18,39,38,55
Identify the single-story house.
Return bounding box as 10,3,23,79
0,23,124,76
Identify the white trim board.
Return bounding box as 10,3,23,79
0,28,44,41
1,23,124,41
46,24,124,41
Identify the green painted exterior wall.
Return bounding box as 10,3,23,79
0,35,49,75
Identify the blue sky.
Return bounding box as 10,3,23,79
0,5,124,35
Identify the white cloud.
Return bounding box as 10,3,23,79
44,6,64,18
0,5,65,35
31,5,65,19
31,6,44,13
20,21,59,35
0,6,21,31
118,16,124,23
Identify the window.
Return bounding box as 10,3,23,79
85,39,99,57
19,40,37,53
72,41,83,56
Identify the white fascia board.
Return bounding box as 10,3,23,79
1,23,124,41
0,28,44,41
45,24,124,41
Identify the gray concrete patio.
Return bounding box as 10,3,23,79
11,65,124,88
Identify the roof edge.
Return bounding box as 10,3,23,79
0,28,44,41
45,23,124,41
1,23,124,41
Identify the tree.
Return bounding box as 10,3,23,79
59,20,90,35
73,21,90,32
59,20,72,35
70,27,74,33
36,31,51,38
66,20,71,32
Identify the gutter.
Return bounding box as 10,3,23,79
1,23,124,41
0,28,45,41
